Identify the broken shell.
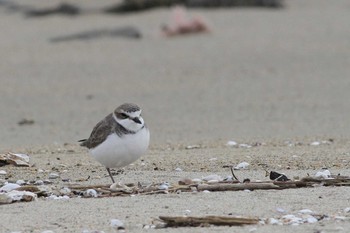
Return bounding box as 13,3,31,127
48,173,60,179
0,183,21,192
226,141,238,147
35,180,44,185
175,168,182,172
60,187,71,195
306,216,318,223
0,152,30,167
202,174,222,182
83,189,98,198
7,190,37,202
315,170,331,179
16,180,26,185
0,170,7,175
110,183,133,193
298,209,313,214
267,218,281,225
234,162,249,170
110,219,125,229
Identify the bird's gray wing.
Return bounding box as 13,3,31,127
80,113,114,149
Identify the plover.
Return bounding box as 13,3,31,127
79,103,150,183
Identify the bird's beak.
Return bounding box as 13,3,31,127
133,117,142,124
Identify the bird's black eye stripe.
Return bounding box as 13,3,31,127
119,113,129,119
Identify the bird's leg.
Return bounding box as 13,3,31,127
106,167,115,183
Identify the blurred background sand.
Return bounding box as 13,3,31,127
1,0,350,149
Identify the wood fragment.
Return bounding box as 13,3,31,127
159,215,259,227
197,182,281,191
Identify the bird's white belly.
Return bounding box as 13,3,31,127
89,128,150,168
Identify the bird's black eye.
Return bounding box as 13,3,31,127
120,113,128,119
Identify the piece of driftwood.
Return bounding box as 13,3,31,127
158,215,259,227
105,0,283,13
50,26,141,43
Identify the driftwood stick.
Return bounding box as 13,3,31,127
197,182,281,191
159,215,259,227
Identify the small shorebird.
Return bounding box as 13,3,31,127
79,103,150,183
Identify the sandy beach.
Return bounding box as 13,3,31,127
0,0,350,232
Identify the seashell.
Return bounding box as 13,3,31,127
315,170,331,179
234,162,249,170
223,176,234,181
344,207,350,213
7,190,37,202
306,216,318,223
35,180,44,185
111,219,125,229
202,174,222,182
175,167,182,172
60,187,71,195
158,184,169,190
202,190,210,193
226,141,238,147
239,144,252,148
16,180,26,185
268,218,281,225
281,214,303,225
83,189,98,198
310,141,321,146
0,152,30,167
0,183,21,192
298,209,313,214
110,183,133,193
276,207,286,213
47,195,70,200
48,173,60,179
0,170,7,175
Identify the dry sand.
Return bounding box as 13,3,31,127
0,0,350,232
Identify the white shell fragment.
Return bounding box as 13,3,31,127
234,162,250,170
47,195,70,200
175,167,182,172
16,180,26,185
0,152,30,166
83,189,98,198
0,170,7,175
344,207,350,213
6,190,37,202
310,141,321,146
110,183,133,193
298,209,313,214
48,173,60,179
0,183,21,192
315,170,331,179
110,219,125,229
202,174,223,182
226,141,238,147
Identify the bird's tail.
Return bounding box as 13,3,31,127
78,139,87,147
